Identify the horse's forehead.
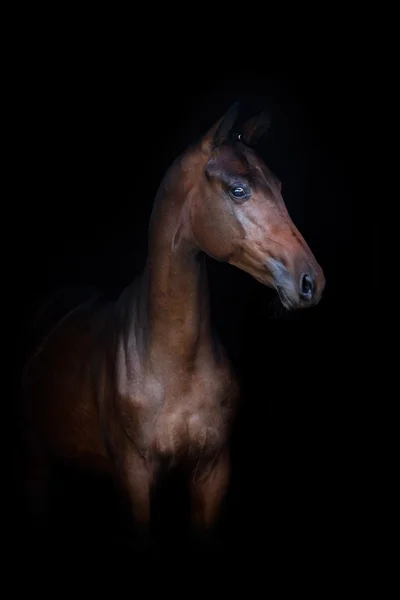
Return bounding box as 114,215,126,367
215,145,269,182
212,146,250,174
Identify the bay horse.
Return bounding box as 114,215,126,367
19,102,325,548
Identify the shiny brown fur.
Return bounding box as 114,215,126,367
20,103,325,542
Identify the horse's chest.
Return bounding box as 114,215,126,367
128,368,233,459
152,388,226,459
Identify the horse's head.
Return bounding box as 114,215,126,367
189,102,326,310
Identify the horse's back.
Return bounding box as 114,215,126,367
25,284,101,357
20,285,112,470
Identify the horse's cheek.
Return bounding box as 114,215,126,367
192,197,235,260
206,209,235,260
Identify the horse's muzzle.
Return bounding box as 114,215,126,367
267,259,325,310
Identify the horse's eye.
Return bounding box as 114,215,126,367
230,186,247,199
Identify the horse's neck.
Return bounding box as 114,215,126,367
147,237,210,361
119,154,212,372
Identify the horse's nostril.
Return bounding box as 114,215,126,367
299,273,315,301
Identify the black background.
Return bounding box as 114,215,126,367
8,18,380,586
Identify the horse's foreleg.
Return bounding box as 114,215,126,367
121,450,155,551
189,446,230,538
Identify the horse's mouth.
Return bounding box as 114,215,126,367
250,267,307,311
251,273,295,310
276,285,295,311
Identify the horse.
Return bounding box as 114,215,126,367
19,102,325,551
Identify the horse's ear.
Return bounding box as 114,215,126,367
241,110,271,146
202,101,240,150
